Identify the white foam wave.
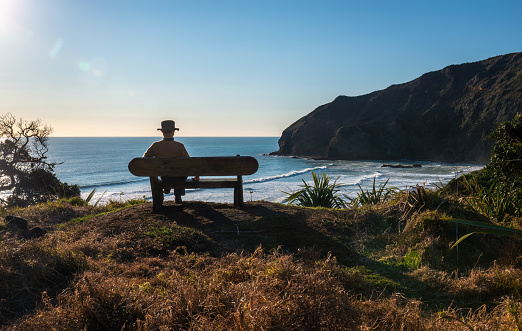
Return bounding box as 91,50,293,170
244,165,331,184
80,177,148,190
339,172,383,186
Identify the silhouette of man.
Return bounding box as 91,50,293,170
143,120,196,203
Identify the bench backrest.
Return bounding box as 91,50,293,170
128,156,259,177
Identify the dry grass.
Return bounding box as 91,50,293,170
1,199,521,330
356,295,522,330
10,248,360,330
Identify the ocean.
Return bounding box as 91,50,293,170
43,137,483,205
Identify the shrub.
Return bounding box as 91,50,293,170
68,196,86,206
485,113,522,190
0,113,80,207
349,177,396,207
283,172,346,208
481,114,522,214
6,168,81,207
398,185,445,219
442,115,522,220
459,176,520,221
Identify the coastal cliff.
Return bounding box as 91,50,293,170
273,52,522,162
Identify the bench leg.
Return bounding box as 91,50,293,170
234,175,244,208
150,177,164,212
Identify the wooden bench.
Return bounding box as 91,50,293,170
128,156,259,212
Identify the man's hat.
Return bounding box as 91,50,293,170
158,120,179,132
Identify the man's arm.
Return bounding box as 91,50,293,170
143,143,155,157
180,144,198,179
181,145,189,157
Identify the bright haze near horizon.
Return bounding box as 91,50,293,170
1,0,521,137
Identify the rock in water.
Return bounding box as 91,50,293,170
382,164,422,168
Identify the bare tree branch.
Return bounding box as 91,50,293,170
0,113,57,195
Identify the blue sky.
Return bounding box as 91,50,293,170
1,0,520,137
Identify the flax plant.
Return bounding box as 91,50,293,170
444,217,522,250
283,172,346,209
349,177,396,207
460,176,520,221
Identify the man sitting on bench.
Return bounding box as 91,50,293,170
143,120,198,203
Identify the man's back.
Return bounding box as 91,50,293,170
143,139,189,158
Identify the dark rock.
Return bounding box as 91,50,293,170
383,164,410,168
23,227,47,239
5,215,29,233
382,164,423,168
4,215,46,239
273,52,522,163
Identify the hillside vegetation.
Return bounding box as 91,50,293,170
0,188,521,330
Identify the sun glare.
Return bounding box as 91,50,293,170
0,0,18,35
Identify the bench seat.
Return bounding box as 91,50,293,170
128,156,259,212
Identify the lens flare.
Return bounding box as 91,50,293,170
49,38,65,58
78,61,90,71
77,57,110,86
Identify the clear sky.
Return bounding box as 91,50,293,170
1,0,520,137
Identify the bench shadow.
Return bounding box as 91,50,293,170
233,203,359,265
156,202,237,228
152,201,356,262
148,201,468,310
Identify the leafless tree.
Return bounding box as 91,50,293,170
0,113,55,192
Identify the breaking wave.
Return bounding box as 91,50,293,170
244,165,332,184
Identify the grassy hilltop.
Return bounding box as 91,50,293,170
0,188,521,330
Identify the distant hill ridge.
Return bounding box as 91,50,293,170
272,52,522,163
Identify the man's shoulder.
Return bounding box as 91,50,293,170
162,139,185,147
155,139,186,148
153,139,178,144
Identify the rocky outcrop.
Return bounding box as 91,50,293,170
273,52,522,163
5,215,47,239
